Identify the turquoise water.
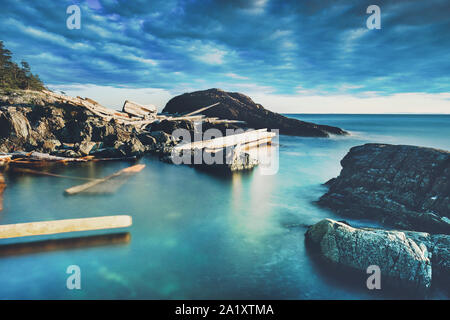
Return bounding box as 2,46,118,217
0,114,449,299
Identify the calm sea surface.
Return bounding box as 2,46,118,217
0,114,449,299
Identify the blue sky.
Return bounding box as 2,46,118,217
1,0,449,113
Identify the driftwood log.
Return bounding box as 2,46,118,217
123,100,157,119
64,164,146,195
0,215,133,239
173,128,276,152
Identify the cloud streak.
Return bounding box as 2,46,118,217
0,0,449,112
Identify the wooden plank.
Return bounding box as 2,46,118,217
44,91,133,122
164,115,205,121
123,100,157,118
182,102,220,117
204,136,273,153
206,119,246,124
0,215,132,239
174,129,276,151
64,164,145,195
28,152,88,162
6,152,91,167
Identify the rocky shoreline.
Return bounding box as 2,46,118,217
318,143,450,234
1,89,448,294
0,90,157,158
0,89,347,172
309,143,449,292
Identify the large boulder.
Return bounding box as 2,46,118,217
305,219,434,290
0,108,31,140
163,88,347,137
318,144,450,234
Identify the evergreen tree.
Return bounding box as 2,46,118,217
0,41,45,91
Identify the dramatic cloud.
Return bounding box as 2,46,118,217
0,0,449,112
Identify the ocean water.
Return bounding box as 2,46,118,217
0,114,449,300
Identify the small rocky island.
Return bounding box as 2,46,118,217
163,88,348,137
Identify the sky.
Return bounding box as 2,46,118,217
1,0,449,113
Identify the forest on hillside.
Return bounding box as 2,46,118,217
0,41,45,91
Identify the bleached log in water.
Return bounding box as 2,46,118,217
173,128,276,152
0,215,132,239
64,164,146,195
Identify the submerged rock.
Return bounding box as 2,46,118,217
318,143,450,234
163,88,347,137
305,219,434,290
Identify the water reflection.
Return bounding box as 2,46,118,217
0,232,130,257
229,161,278,238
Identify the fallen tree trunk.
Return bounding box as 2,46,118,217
64,164,146,195
182,102,220,117
28,152,90,162
123,100,157,118
173,128,276,152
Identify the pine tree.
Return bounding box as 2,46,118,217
0,41,45,91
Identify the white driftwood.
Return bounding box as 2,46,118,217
174,129,276,151
182,102,220,117
41,91,242,130
173,129,276,151
64,164,146,195
165,115,205,121
28,152,88,162
123,100,157,118
206,119,246,124
0,215,132,239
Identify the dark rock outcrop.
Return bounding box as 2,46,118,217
305,219,449,290
318,144,450,234
163,88,347,137
0,90,158,157
147,119,196,135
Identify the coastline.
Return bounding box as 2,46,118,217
0,90,450,297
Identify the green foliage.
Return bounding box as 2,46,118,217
0,41,45,91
